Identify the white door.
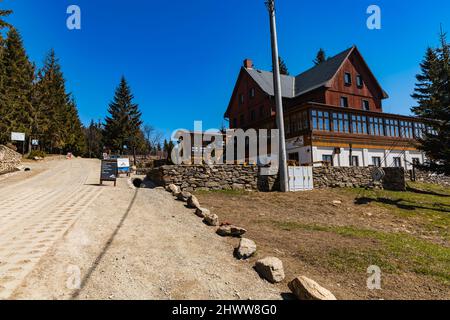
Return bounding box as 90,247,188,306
288,166,313,191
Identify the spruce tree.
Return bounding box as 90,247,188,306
0,3,12,29
34,50,69,152
0,28,34,149
103,76,143,162
85,119,103,158
273,56,289,75
411,47,439,117
411,30,450,174
313,48,327,66
63,96,86,155
0,3,12,103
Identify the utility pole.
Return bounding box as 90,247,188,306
266,0,288,192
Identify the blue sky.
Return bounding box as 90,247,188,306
3,0,450,137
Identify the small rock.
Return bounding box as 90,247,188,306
288,276,337,300
187,195,200,209
167,184,181,194
203,212,219,226
195,207,210,218
236,238,256,259
254,257,285,283
216,225,247,237
176,191,192,202
332,200,342,206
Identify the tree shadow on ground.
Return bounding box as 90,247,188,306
354,197,450,214
406,186,450,198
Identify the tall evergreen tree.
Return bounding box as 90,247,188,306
273,56,289,75
103,76,143,163
63,96,86,155
84,119,103,158
0,2,12,30
0,2,12,88
411,29,450,174
0,28,34,149
313,48,327,66
411,47,439,116
34,50,70,152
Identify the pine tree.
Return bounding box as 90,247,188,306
313,48,327,66
63,96,86,155
0,2,12,29
0,28,34,150
34,50,71,152
273,56,289,75
411,29,450,174
0,2,12,94
85,119,103,158
411,47,439,117
103,76,143,163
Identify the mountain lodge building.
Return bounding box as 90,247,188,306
224,46,428,169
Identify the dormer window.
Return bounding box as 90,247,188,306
356,75,363,88
344,72,352,86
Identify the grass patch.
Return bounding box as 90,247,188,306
272,220,450,284
345,182,450,240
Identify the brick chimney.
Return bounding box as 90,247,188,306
243,59,253,69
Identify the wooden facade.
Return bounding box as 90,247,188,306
224,47,423,150
223,47,427,168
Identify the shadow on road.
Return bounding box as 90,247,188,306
71,188,139,299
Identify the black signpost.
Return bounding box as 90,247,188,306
100,160,118,186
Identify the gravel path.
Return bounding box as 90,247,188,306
0,158,281,300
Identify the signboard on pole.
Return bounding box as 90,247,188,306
100,160,118,186
11,132,25,142
117,158,130,175
32,139,39,146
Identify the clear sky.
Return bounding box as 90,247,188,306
3,0,450,137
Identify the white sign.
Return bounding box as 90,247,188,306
11,132,25,142
32,139,39,146
117,158,130,169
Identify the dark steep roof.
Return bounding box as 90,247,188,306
245,68,296,98
225,46,388,118
294,47,353,95
244,47,354,99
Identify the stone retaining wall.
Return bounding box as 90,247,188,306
147,165,279,192
407,169,450,187
312,166,405,191
0,145,21,175
147,164,406,192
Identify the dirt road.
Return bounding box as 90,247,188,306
0,158,280,300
